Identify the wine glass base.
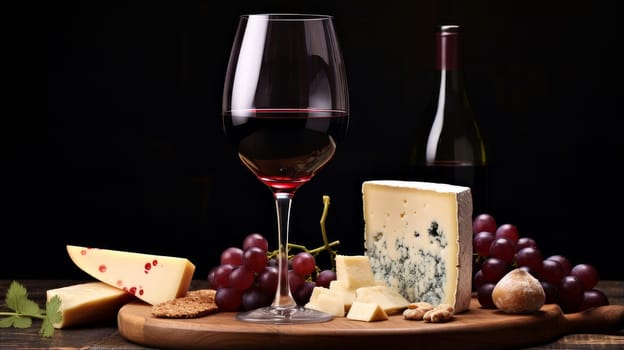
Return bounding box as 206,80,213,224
236,305,333,324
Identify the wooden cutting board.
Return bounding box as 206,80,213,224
117,298,624,350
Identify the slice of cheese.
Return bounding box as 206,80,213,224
346,301,388,322
66,245,195,305
46,282,135,328
335,255,376,290
306,286,331,306
362,180,473,313
354,285,409,315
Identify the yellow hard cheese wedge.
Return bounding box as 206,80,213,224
346,301,388,322
66,245,195,305
46,282,135,328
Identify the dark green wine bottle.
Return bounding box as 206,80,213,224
410,24,489,215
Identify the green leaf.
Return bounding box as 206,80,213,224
46,295,63,325
5,281,28,312
11,316,32,329
18,299,41,316
40,319,55,338
0,316,17,328
39,295,63,337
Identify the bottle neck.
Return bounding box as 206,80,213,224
435,25,462,71
434,25,465,98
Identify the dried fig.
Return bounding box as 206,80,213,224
492,268,545,314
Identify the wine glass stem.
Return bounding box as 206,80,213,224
272,192,297,309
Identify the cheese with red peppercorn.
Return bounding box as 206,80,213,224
66,245,195,305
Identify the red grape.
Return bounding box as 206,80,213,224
570,263,599,290
315,269,337,288
559,275,585,313
489,237,515,264
546,255,572,276
220,247,244,266
539,258,564,284
518,265,540,278
229,266,255,290
291,252,316,276
241,287,272,311
294,281,316,305
477,283,497,309
257,266,278,295
473,269,485,289
243,247,268,273
578,289,609,311
288,270,305,293
215,287,243,312
480,257,509,283
243,233,269,252
207,268,217,289
495,223,519,245
473,213,497,234
211,264,235,289
540,280,558,304
515,247,543,273
473,231,495,257
516,237,538,251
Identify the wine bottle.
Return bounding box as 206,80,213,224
410,24,489,215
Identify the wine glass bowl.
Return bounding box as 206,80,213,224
221,14,349,323
223,108,348,192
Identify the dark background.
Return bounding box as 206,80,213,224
14,1,623,281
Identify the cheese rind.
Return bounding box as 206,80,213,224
66,245,195,305
46,282,134,328
362,180,473,313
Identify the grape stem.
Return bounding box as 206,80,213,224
319,195,337,270
267,241,340,259
0,311,46,319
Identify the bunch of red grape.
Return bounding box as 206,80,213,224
472,213,609,313
207,233,338,312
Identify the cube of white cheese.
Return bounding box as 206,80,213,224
46,282,134,328
317,293,347,317
346,301,388,322
66,245,195,305
305,288,346,317
362,180,473,313
335,255,376,290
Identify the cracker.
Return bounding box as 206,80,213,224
151,289,218,318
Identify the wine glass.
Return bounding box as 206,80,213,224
221,14,349,324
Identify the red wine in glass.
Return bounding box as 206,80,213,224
223,108,348,191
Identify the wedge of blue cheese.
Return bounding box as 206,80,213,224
362,180,473,313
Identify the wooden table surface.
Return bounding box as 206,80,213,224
1,279,622,349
